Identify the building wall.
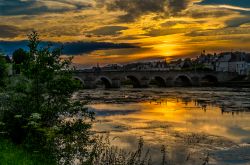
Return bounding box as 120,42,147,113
247,63,250,75
236,62,247,75
204,63,214,70
216,62,229,72
229,62,248,75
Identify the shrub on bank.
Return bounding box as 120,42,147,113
0,32,94,165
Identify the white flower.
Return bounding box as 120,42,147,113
30,113,41,120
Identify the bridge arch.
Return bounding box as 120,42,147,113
174,75,192,86
96,76,112,89
201,75,218,86
150,76,166,87
73,76,85,87
127,75,141,88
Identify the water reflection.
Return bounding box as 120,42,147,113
90,100,250,142
88,96,250,164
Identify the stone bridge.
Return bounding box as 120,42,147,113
74,70,238,88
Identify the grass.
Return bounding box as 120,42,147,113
0,138,56,165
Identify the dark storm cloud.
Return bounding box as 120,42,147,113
184,9,233,18
105,0,168,22
0,0,91,16
96,0,250,23
62,42,138,55
0,40,138,56
87,26,128,36
186,27,250,37
0,25,31,38
167,0,197,13
199,0,250,8
226,15,250,27
100,0,199,22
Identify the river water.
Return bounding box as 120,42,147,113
77,87,250,165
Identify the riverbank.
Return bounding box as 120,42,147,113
0,138,55,165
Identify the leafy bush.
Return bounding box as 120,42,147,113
0,31,94,165
0,54,8,87
0,138,56,165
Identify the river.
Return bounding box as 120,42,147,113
77,87,250,165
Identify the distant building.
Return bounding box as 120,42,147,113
196,53,217,70
215,52,232,72
102,64,122,71
121,60,169,71
168,59,182,70
216,52,250,75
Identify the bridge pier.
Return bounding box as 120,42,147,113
191,77,201,86
84,77,96,89
111,78,121,88
140,77,150,88
166,77,174,87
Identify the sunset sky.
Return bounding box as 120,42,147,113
0,0,250,66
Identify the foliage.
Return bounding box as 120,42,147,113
12,48,29,74
0,53,8,87
0,138,56,165
0,31,94,165
12,48,29,65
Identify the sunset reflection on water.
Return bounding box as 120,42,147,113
90,99,250,143
87,96,250,164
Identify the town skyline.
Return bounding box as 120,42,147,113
85,51,250,76
1,0,250,65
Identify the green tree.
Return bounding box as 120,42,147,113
12,48,28,74
0,52,8,87
12,48,28,64
0,31,94,165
